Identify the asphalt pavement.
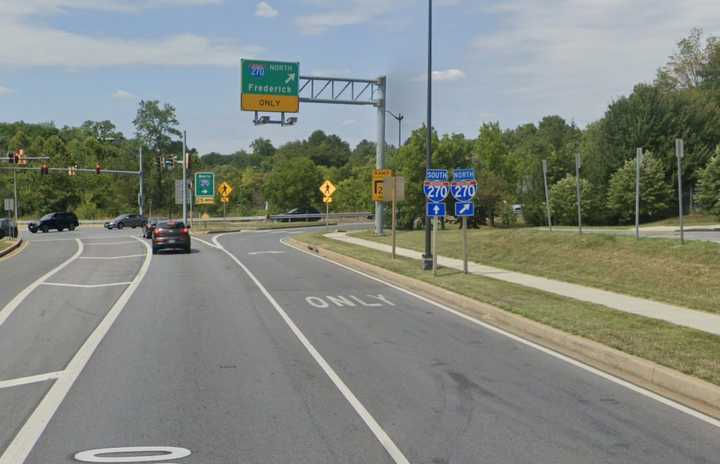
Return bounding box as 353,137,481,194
0,225,718,463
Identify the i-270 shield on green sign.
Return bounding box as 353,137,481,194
241,59,300,113
195,172,215,205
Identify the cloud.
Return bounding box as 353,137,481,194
0,0,262,68
469,0,720,125
255,1,278,18
0,85,13,96
342,119,357,126
296,0,411,35
412,69,466,83
112,89,138,100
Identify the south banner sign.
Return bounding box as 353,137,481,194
424,169,449,203
241,59,300,113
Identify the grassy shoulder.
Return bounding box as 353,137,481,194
354,227,720,314
642,213,719,228
296,232,720,386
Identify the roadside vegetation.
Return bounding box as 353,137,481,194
297,233,720,387
356,228,720,314
3,29,720,228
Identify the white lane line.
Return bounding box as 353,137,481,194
24,238,78,243
281,238,720,430
0,237,153,464
41,282,132,289
0,372,63,390
79,255,145,260
0,239,84,328
83,241,137,246
212,234,410,464
248,251,285,255
192,236,218,249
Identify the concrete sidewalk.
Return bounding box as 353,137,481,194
326,232,720,337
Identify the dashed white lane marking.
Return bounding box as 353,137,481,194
191,236,218,249
0,237,153,464
83,241,137,246
79,255,145,260
248,251,285,255
281,238,720,429
41,282,132,289
0,372,63,390
0,239,84,328
212,234,411,464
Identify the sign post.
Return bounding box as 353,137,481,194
424,169,449,276
676,139,685,244
575,152,583,235
241,60,300,113
320,180,336,229
383,176,405,259
635,148,643,241
451,168,477,274
542,160,552,231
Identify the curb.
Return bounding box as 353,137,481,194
0,239,23,259
287,237,720,420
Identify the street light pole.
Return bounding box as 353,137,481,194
386,111,404,148
423,0,433,271
138,144,144,217
182,130,188,225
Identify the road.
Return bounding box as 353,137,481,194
0,226,718,463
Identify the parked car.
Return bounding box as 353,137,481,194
105,213,146,230
278,207,321,222
152,221,191,254
28,212,79,233
0,218,18,239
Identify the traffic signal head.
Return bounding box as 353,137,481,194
164,157,175,169
40,164,49,175
7,152,15,164
95,162,101,174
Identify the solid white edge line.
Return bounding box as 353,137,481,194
212,234,410,464
78,255,145,260
247,251,285,255
0,239,84,327
41,282,132,289
0,372,63,390
0,236,153,464
191,236,218,249
280,238,720,429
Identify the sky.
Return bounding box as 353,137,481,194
1,0,720,154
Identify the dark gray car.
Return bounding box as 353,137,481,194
0,218,18,239
105,214,146,230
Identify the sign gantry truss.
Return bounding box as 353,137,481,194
299,76,383,107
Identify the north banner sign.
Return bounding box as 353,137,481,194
241,59,300,113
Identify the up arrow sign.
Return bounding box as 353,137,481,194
286,73,296,84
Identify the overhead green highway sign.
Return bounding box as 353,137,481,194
241,59,300,113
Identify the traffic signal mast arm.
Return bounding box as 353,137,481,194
0,166,140,175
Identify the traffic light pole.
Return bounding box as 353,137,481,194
182,130,187,225
12,168,18,238
139,145,144,217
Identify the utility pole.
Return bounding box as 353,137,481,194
542,160,552,231
182,130,188,225
635,148,643,240
12,167,18,237
375,76,386,236
676,139,685,244
138,145,145,217
575,152,583,235
423,0,434,271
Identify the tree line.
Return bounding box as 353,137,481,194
2,28,720,225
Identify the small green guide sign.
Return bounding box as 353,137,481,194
195,172,215,205
241,59,300,113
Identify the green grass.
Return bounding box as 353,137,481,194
354,227,720,314
0,239,12,252
641,213,719,228
297,233,720,386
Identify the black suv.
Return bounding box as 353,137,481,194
28,212,79,233
0,218,18,239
